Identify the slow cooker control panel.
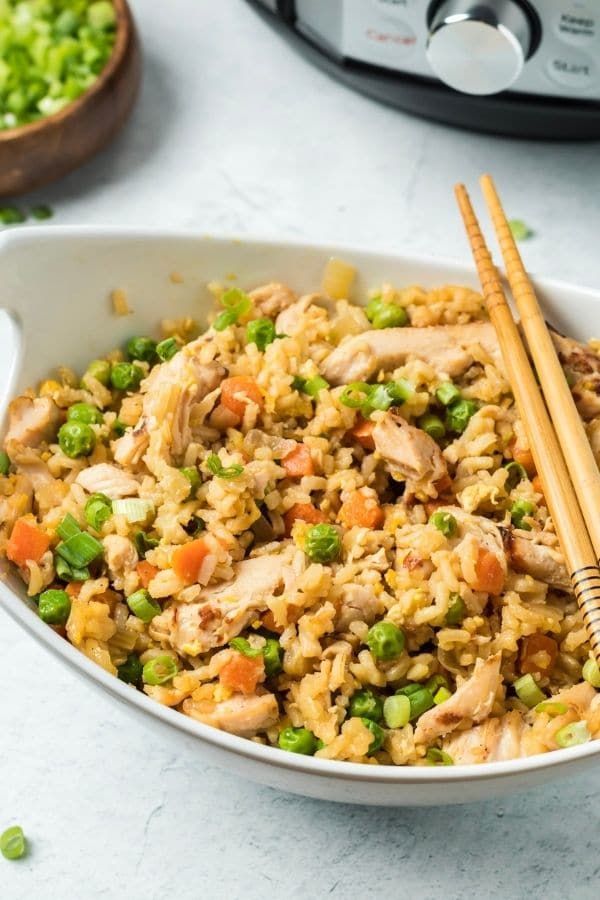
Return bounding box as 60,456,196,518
292,0,600,99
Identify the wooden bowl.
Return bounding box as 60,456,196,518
0,0,141,197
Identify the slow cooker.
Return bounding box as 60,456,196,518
245,1,600,139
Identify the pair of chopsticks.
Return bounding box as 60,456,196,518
455,176,600,667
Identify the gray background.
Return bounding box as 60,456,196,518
2,2,599,898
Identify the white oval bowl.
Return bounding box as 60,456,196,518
2,226,599,806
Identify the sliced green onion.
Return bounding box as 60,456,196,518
57,512,81,541
56,531,104,568
514,673,546,708
340,382,373,409
55,555,89,583
180,466,201,498
555,720,590,748
396,683,422,697
407,688,435,720
31,205,53,221
0,450,10,476
429,510,457,537
425,748,453,766
417,413,446,440
214,288,252,331
508,219,533,241
383,694,411,728
84,492,112,531
0,825,26,861
445,592,466,626
361,718,385,754
247,317,277,351
445,399,478,434
112,498,154,524
117,653,143,686
229,637,263,658
156,337,180,361
38,588,71,625
425,674,448,694
304,375,329,397
133,531,160,557
510,499,535,530
142,655,179,686
504,460,528,490
535,700,568,717
582,658,600,688
112,419,127,437
126,589,161,623
433,686,452,705
206,453,244,479
384,379,414,405
435,382,461,407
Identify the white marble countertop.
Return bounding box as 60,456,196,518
2,2,600,898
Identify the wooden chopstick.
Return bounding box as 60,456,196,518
480,173,600,562
455,182,600,666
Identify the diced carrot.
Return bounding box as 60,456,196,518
351,417,375,450
511,438,536,477
65,582,82,598
262,609,284,635
471,547,505,595
282,443,314,478
520,633,558,676
221,376,264,422
283,502,328,536
137,560,159,589
531,475,545,500
172,538,210,584
6,518,50,567
339,490,384,529
219,653,264,695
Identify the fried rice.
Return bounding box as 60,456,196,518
3,259,600,767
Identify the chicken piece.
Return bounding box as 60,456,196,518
102,534,138,589
414,653,502,745
500,527,570,591
373,411,447,487
111,337,225,472
321,322,502,386
443,710,525,764
249,282,297,319
76,463,140,499
336,584,385,631
443,507,507,575
5,396,59,457
184,692,279,736
551,330,600,421
553,681,597,715
275,293,337,336
152,552,298,656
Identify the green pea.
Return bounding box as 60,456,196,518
263,638,283,677
304,523,341,564
435,382,461,407
349,689,383,722
445,592,466,626
445,399,478,434
67,402,103,425
0,206,26,225
366,296,408,329
126,336,157,363
117,653,143,686
180,466,201,499
58,420,96,458
429,510,457,537
82,359,111,387
417,413,446,440
278,726,318,755
366,621,405,660
511,499,535,530
31,204,53,220
38,588,71,625
110,362,144,392
361,718,385,754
